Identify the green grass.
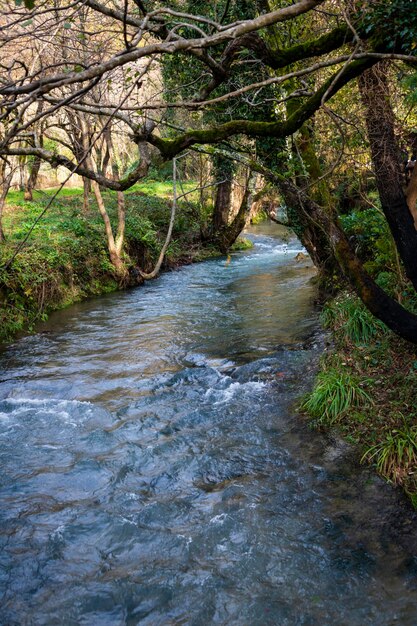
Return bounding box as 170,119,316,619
129,179,197,199
362,421,417,485
302,368,372,425
0,179,207,341
6,179,198,206
306,290,417,505
321,293,387,344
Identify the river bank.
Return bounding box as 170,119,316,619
0,183,251,343
302,291,417,507
3,190,417,509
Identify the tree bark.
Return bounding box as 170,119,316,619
24,155,42,201
82,177,91,212
406,162,417,227
278,181,339,279
91,180,125,276
212,174,254,253
0,197,6,242
281,179,417,343
0,160,13,242
359,64,417,291
213,179,232,233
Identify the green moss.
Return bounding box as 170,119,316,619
231,237,254,251
249,210,268,225
150,58,376,161
267,25,351,68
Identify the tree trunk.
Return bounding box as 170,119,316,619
281,178,417,343
212,173,254,253
213,179,233,232
0,197,6,242
295,121,333,209
82,177,91,212
115,191,125,256
211,154,236,242
406,162,417,227
359,64,417,292
245,151,417,343
0,160,13,242
24,155,41,201
91,180,125,276
279,181,339,280
259,130,340,281
102,123,114,179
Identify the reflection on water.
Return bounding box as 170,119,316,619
1,223,417,625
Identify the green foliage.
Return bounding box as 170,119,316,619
14,0,35,9
361,0,417,55
339,206,396,276
128,158,174,182
402,72,417,106
302,368,372,425
125,214,158,249
250,209,268,225
362,421,417,484
321,294,387,344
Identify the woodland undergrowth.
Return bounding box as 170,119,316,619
302,292,417,506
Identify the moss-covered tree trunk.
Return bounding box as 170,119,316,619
209,154,250,252
278,181,340,281
290,120,340,283
211,154,234,237
359,63,417,292
281,178,417,343
213,179,233,233
258,131,340,282
213,183,252,253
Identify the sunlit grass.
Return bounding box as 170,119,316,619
6,179,198,206
129,179,197,199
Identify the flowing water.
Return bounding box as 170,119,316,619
1,223,417,626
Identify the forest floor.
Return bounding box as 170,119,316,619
0,181,249,343
303,291,417,507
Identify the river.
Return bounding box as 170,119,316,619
1,223,417,625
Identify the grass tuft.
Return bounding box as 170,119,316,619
361,421,417,485
321,293,387,344
302,368,372,425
